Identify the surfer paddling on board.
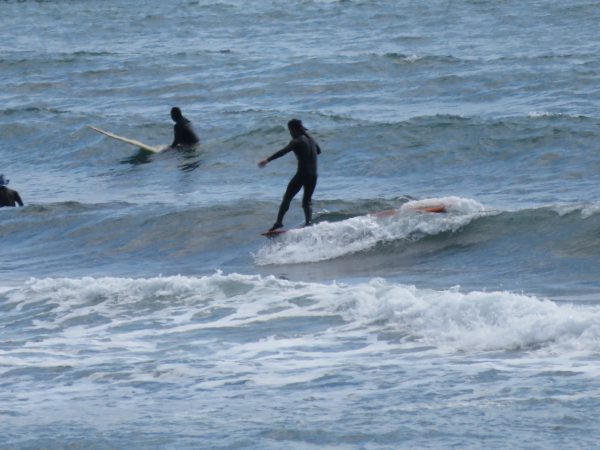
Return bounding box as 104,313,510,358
168,107,199,149
258,119,321,232
0,174,24,208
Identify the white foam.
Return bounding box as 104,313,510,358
3,272,599,364
4,273,600,413
347,279,600,355
1,285,598,435
581,203,600,219
255,196,487,265
552,202,600,219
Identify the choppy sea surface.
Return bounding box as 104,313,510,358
1,1,599,448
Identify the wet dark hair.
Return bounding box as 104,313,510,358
171,107,183,120
287,118,307,131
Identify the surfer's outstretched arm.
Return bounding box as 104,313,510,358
258,143,294,168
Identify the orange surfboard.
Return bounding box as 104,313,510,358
373,204,447,218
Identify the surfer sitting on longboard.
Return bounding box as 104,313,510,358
90,106,199,153
258,119,321,232
168,107,200,149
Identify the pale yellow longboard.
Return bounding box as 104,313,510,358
89,126,163,153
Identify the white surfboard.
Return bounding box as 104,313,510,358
89,126,163,153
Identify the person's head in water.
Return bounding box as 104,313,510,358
171,107,183,122
287,118,307,138
0,174,9,187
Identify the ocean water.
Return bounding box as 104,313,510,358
1,0,599,448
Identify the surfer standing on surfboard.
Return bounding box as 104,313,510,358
168,107,200,149
258,119,321,232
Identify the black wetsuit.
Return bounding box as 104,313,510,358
267,133,321,226
171,118,199,148
0,186,23,207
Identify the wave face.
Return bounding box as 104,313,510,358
2,197,598,299
1,0,600,447
256,197,487,264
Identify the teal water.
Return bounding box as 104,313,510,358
1,1,599,448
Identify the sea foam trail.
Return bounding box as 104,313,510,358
2,272,599,364
2,274,600,450
255,196,487,265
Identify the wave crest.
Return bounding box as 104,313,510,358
255,196,486,265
